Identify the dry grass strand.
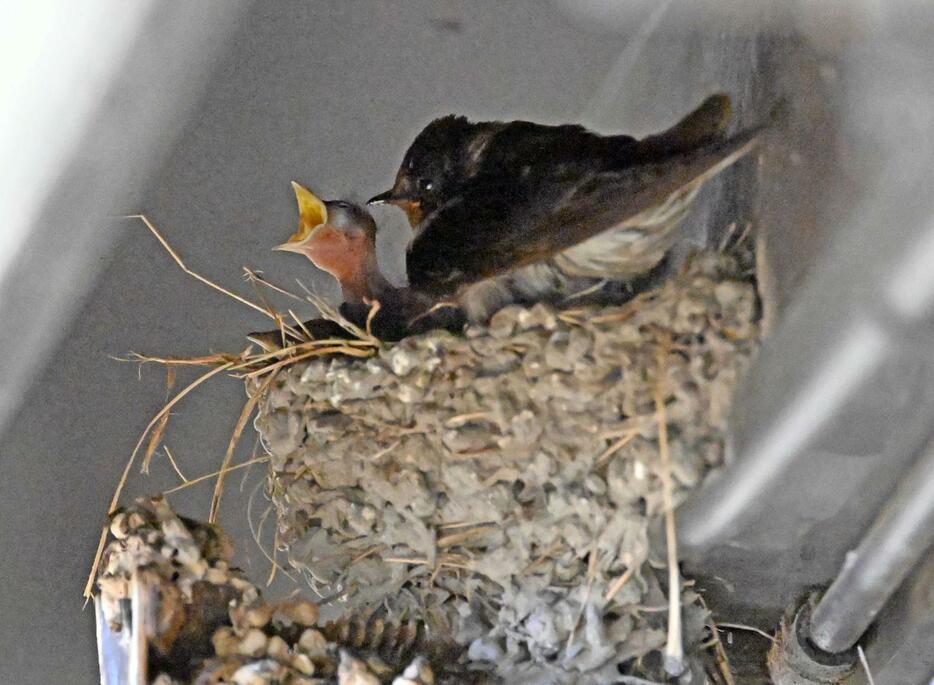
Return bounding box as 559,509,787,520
126,214,275,320
208,371,278,523
141,367,175,474
161,455,270,495
296,279,374,342
83,525,110,600
655,340,685,677
162,446,188,483
604,565,637,603
119,351,243,368
247,479,297,584
243,266,305,302
716,622,776,643
244,345,372,379
594,430,638,470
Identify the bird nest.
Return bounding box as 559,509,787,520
96,497,473,684
252,249,759,683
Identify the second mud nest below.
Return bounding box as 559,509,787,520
253,250,759,683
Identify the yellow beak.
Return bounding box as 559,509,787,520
274,181,328,251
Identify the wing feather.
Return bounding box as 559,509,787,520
407,122,761,296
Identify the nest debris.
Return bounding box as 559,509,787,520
252,249,760,683
96,497,474,684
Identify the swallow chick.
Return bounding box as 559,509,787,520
250,183,463,347
369,94,766,321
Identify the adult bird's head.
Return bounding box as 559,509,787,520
275,182,381,303
367,115,496,227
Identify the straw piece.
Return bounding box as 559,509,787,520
140,367,175,474
83,525,110,600
208,371,278,523
162,446,188,483
244,345,372,379
716,622,776,644
594,430,637,470
295,279,374,342
125,214,275,320
655,341,684,677
119,351,237,367
161,455,270,495
243,266,305,302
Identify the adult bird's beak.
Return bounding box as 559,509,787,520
367,189,401,205
368,187,423,229
275,181,328,251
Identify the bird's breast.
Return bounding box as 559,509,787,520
554,181,703,279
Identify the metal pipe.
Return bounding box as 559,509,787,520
808,431,934,653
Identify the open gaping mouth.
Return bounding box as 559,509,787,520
275,182,329,250
275,220,324,249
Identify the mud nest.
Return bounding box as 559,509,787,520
253,250,760,683
96,497,473,684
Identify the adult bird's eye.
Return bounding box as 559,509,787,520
418,178,434,192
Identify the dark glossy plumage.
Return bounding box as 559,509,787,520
371,95,765,319
408,125,758,295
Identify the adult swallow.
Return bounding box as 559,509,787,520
369,94,765,320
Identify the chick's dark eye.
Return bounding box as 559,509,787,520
418,178,434,192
